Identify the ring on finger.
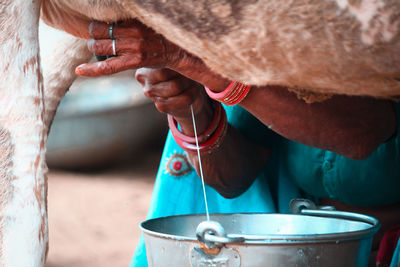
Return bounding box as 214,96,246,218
109,23,114,39
112,39,117,56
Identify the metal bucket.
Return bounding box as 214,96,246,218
140,200,380,267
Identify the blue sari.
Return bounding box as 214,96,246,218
130,104,400,267
130,105,301,267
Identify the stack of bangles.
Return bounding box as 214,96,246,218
168,102,228,154
169,81,250,153
205,81,251,106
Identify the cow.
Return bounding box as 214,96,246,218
0,0,399,266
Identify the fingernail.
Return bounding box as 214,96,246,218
87,39,95,50
75,65,85,75
135,74,144,84
89,22,94,37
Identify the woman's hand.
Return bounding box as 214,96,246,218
135,68,214,135
135,68,270,198
76,21,194,75
75,20,231,92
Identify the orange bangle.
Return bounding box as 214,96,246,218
169,105,228,154
168,102,222,144
205,81,251,105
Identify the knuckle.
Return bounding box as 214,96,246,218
181,94,193,106
128,54,146,67
109,64,117,74
155,101,169,113
93,41,101,51
87,39,95,51
89,22,95,37
90,21,101,35
102,42,110,53
169,79,182,92
99,62,115,75
143,91,152,99
89,40,106,53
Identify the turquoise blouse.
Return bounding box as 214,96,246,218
225,102,400,206
131,102,400,267
277,103,400,206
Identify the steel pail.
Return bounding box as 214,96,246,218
140,209,379,267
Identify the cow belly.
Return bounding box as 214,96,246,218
46,0,400,98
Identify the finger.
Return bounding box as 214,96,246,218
144,76,193,98
87,37,164,57
75,55,141,77
154,86,199,115
135,68,179,86
89,20,153,39
76,46,172,77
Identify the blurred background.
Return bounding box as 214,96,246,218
40,23,168,267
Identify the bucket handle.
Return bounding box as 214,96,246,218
196,221,245,248
290,199,380,227
196,199,380,249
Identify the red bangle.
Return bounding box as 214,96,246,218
205,81,251,106
170,106,228,154
168,102,222,144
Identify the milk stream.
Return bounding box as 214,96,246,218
190,105,210,221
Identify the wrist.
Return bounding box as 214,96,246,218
173,96,214,136
169,102,228,154
169,53,231,93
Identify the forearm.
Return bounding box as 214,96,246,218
173,61,397,159
187,125,270,198
174,102,270,198
240,85,397,159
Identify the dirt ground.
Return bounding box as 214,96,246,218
44,148,162,267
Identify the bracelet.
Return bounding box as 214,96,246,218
167,102,222,144
173,110,227,154
205,81,251,106
169,104,228,154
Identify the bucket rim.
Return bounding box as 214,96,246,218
139,212,380,244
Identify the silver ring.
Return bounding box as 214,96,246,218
108,23,114,39
112,39,116,56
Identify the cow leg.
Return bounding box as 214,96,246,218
0,0,48,266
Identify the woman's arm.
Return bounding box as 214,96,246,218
136,68,270,198
78,20,397,160
158,47,397,160
239,86,396,160
184,67,397,160
146,55,397,160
